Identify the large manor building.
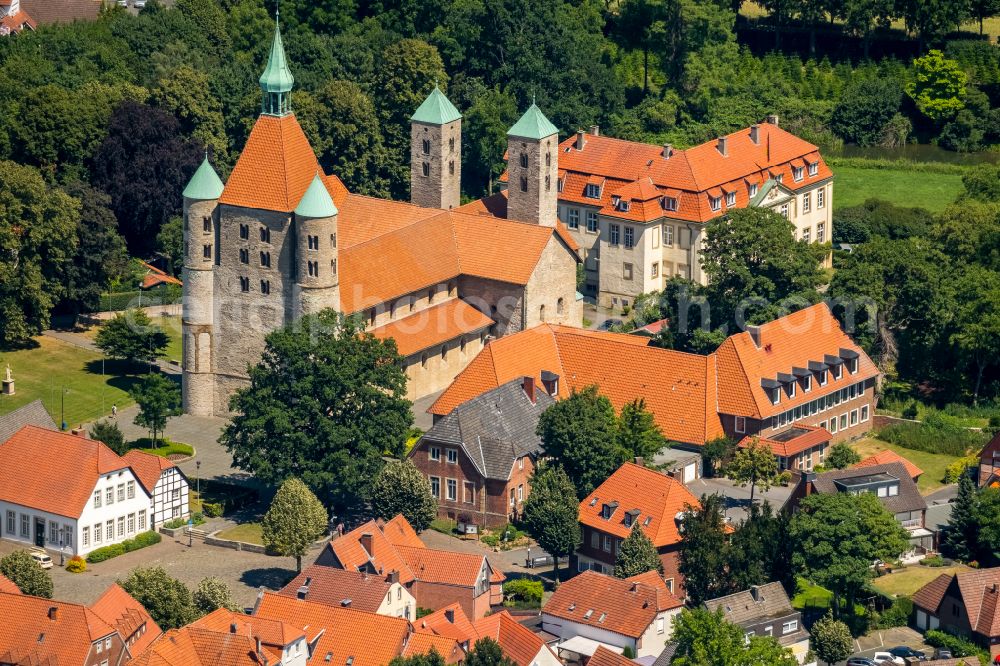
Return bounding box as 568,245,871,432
181,21,581,416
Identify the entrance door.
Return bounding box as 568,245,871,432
34,519,45,548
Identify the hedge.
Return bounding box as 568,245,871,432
925,629,989,662
825,157,973,175
503,579,543,608
86,531,161,563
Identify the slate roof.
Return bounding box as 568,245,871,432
278,564,394,614
418,377,553,480
809,462,927,514
703,582,796,625
0,400,56,444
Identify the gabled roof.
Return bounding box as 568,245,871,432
703,582,796,625
809,462,926,514
417,602,478,644
508,103,558,140
191,607,304,647
121,449,178,495
912,572,953,613
89,583,162,656
626,570,684,612
418,377,553,480
396,545,502,588
0,399,56,444
739,425,831,458
183,156,225,201
590,646,639,666
580,462,701,548
0,574,19,595
0,425,132,519
473,611,559,666
382,514,425,549
0,591,117,665
411,86,462,126
854,450,923,480
328,519,416,584
278,564,394,614
913,567,1000,639
0,7,35,32
131,626,278,666
401,631,464,663
18,0,96,24
542,570,668,639
369,298,494,357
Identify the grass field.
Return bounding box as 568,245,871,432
851,436,960,494
834,166,966,212
215,523,264,545
0,337,137,427
872,563,971,597
792,577,834,611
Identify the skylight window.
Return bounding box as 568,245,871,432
584,609,594,619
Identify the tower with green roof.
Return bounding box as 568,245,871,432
507,102,559,227
294,173,340,317
410,84,462,210
260,12,294,117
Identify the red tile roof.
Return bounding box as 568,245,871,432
854,450,923,479
542,569,666,638
89,583,162,656
18,0,98,24
417,603,477,643
139,261,182,289
580,462,701,548
121,449,176,495
0,8,34,32
626,570,684,612
329,519,416,584
131,626,275,666
739,425,831,458
382,514,425,549
0,574,19,595
277,564,394,614
402,631,464,663
0,591,117,665
0,425,131,519
473,611,559,666
369,298,493,357
397,545,502,588
590,645,638,666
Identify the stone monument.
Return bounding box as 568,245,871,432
2,364,14,395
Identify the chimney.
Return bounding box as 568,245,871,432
766,114,779,126
47,607,58,621
747,325,761,348
359,532,373,557
750,124,759,145
576,130,586,150
662,143,672,159
296,585,309,600
634,456,644,467
589,125,600,136
387,570,399,584
522,376,536,404
445,608,455,623
717,136,728,156
540,370,559,396
341,598,352,607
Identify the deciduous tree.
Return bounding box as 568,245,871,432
810,612,854,666
906,50,968,122
826,442,861,469
614,522,663,578
193,577,241,614
0,550,53,598
521,463,581,583
130,373,182,447
465,638,516,666
95,310,170,370
61,183,129,314
371,459,437,532
90,420,128,456
119,566,198,630
678,493,732,605
262,478,329,572
726,438,778,503
616,398,668,462
671,607,798,666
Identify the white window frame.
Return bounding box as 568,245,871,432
793,167,804,182
749,183,758,198
446,478,457,502
802,192,811,213
567,208,580,229
808,162,819,177
817,189,825,209
586,210,599,232
735,416,746,434
710,196,721,212
726,191,736,207
429,446,440,461
446,448,458,464
861,405,870,422
430,476,441,498
782,620,798,634
663,224,674,246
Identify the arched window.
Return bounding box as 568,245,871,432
519,153,528,168
369,309,377,326
544,175,551,191
545,152,551,167
449,136,455,152
422,138,431,154
520,177,528,192
448,161,455,175
557,297,565,315
539,304,546,321
421,162,430,177
427,288,435,304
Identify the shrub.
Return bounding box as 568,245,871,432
901,401,919,420
921,554,946,567
925,629,989,660
503,579,543,608
871,597,912,629
202,502,224,518
945,456,979,483
87,543,126,563
164,513,204,529
87,532,160,563
778,470,793,486
66,556,87,573
480,533,500,547
876,419,987,457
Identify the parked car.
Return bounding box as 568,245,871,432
888,646,926,660
933,649,953,660
29,548,52,569
872,653,904,665
597,318,623,331
846,658,878,666
133,0,145,6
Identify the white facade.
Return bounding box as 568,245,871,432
151,467,190,526
376,582,417,621
541,606,681,659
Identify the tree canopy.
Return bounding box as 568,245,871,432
614,522,664,578
671,607,798,666
262,477,329,572
119,566,198,630
371,459,438,532
0,550,53,598
521,463,581,582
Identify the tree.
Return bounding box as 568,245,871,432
810,612,854,666
193,577,241,615
462,85,519,196
389,650,446,666
842,0,895,58
119,566,198,630
826,442,861,469
521,463,581,583
536,385,620,499
961,165,1000,203
90,420,128,456
221,310,412,512
897,1,967,49
678,494,732,605
0,161,79,346
95,310,170,370
728,502,796,594
61,183,129,314
906,51,968,123
616,398,668,462
829,79,904,147
949,267,1000,405
262,478,329,572
130,373,182,447
702,436,737,477
156,217,184,277
671,607,798,666
465,638,516,666
975,487,1000,565
969,0,1000,34
152,65,229,160
0,550,53,598
942,473,979,562
614,522,663,578
725,438,778,504
370,460,437,532
790,492,909,617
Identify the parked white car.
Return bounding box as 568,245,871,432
872,652,905,665
29,548,53,569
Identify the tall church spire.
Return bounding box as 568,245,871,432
259,11,294,116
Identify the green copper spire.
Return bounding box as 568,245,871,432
183,155,225,200
259,11,294,116
295,173,338,218
507,102,558,140
411,85,462,125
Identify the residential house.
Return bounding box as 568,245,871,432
703,583,810,664
979,432,1000,488
0,582,159,665
0,426,154,557
0,399,56,443
431,303,878,449
416,603,561,666
792,461,932,556
576,462,700,591
738,425,831,474
187,608,309,665
541,569,684,659
0,0,34,35
315,514,504,619
461,118,833,306
854,449,923,482
410,376,554,528
18,0,104,26
590,646,641,666
278,563,416,620
911,567,1000,660
121,451,189,527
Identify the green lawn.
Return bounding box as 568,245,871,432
132,438,195,459
872,563,971,598
834,166,965,212
0,337,137,427
215,523,264,545
792,577,834,611
851,437,960,494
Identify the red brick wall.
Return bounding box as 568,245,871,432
742,377,876,445
979,435,1000,487
411,581,490,619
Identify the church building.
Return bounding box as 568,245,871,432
181,18,581,416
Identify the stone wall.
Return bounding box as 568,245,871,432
507,135,558,227
457,276,524,337
401,326,487,400
524,235,582,328
410,120,461,210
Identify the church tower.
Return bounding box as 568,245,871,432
506,102,559,227
259,12,294,117
294,173,340,317
181,155,224,417
410,85,462,210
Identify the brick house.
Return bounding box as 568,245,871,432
575,462,700,593
703,583,811,664
410,376,553,528
315,514,504,619
979,433,1000,488
738,425,831,473
911,567,1000,660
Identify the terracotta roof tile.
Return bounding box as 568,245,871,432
396,545,502,588
542,570,663,638
0,574,19,595
472,611,558,666
955,567,1000,636
89,583,162,656
580,462,700,548
131,626,272,666
277,565,393,614
382,514,425,549
854,450,923,479
0,591,116,665
0,9,34,33
329,520,416,584
739,425,831,458
191,607,304,647
121,450,176,495
402,631,464,663
369,298,493,357
589,645,638,666
626,570,684,612
417,603,478,643
18,0,95,24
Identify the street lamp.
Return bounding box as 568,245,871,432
60,386,69,431
196,460,201,497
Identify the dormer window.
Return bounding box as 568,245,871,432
623,508,640,528
710,196,721,212
620,200,630,212
802,375,811,392
793,166,804,182
770,388,780,405
808,162,819,177
775,174,783,184
833,364,843,380
787,382,795,398
847,357,858,374
663,197,677,212
601,501,619,520
818,369,828,386
585,183,601,199
749,183,758,198
726,191,736,207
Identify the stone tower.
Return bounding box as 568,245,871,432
506,102,559,227
181,155,224,417
294,173,340,317
410,85,462,210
